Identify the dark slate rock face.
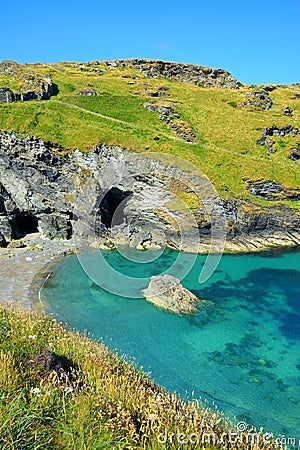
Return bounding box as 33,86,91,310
0,132,75,244
0,132,299,251
246,179,300,201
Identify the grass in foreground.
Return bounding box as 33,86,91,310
0,306,279,449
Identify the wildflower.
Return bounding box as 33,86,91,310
28,335,37,339
148,414,157,421
31,387,41,395
64,387,73,394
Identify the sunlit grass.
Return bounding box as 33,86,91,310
0,306,279,449
0,61,299,210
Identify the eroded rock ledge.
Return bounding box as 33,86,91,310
0,132,300,253
246,179,300,201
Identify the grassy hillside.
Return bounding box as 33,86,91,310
0,306,277,449
0,60,299,209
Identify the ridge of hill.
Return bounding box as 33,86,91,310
0,58,299,251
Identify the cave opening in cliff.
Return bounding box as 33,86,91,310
11,212,39,239
99,187,132,228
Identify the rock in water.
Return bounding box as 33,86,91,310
141,274,200,315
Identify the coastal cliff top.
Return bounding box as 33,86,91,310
0,58,299,210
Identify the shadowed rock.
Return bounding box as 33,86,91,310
27,348,63,372
26,348,76,388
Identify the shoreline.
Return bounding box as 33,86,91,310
0,233,77,310
0,232,299,310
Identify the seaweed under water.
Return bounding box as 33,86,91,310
41,248,300,440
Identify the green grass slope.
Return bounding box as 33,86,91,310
0,306,278,449
0,60,299,210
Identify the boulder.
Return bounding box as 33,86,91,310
38,213,72,240
260,85,276,92
141,274,201,314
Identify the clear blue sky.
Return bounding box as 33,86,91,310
1,0,299,84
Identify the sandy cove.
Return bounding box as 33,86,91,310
0,233,77,309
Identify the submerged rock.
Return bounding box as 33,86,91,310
142,274,202,315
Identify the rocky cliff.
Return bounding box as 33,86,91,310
0,132,299,252
0,133,74,244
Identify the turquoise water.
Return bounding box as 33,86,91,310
41,248,300,439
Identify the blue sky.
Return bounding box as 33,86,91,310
1,0,299,84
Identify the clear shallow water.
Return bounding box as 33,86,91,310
41,248,300,439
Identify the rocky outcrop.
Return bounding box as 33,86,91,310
104,59,241,89
144,103,196,142
241,91,273,110
245,179,300,201
0,61,54,102
0,88,15,103
259,85,277,93
141,274,200,314
0,132,299,252
289,143,300,161
258,125,299,138
0,132,74,244
215,199,300,249
257,125,299,154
